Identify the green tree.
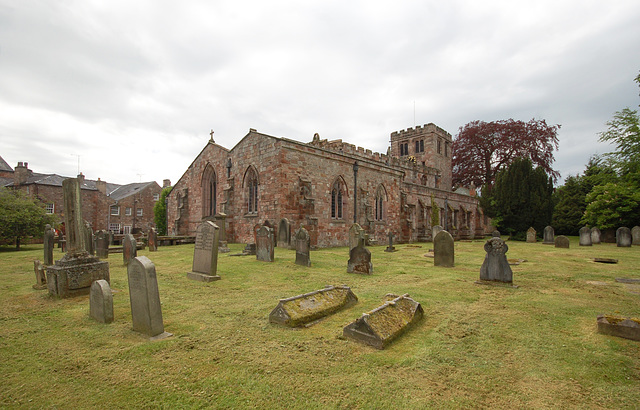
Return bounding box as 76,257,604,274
153,186,172,235
0,188,58,249
582,183,640,229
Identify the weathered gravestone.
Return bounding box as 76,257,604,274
616,227,632,247
123,234,137,266
277,218,292,249
43,224,54,266
579,226,592,246
84,222,94,256
555,235,570,248
33,260,47,290
342,293,423,350
46,178,109,298
256,225,275,262
479,237,513,283
526,227,537,243
433,230,454,267
349,223,365,252
90,279,113,324
384,232,397,252
631,226,640,245
348,239,373,274
294,226,311,267
215,213,230,253
543,226,554,245
269,285,358,327
95,230,109,259
597,315,640,342
148,227,158,252
127,256,172,340
432,225,444,241
491,230,501,238
591,227,602,244
187,221,221,282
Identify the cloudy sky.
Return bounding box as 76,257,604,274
1,1,639,186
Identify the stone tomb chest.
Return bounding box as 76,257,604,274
269,285,358,327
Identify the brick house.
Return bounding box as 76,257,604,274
167,124,491,248
106,181,163,234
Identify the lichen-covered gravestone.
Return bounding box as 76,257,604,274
349,223,365,252
526,227,537,243
188,221,221,282
256,225,274,262
148,227,158,252
43,224,54,266
348,239,373,274
294,226,311,267
127,256,172,340
215,213,230,253
90,279,113,324
616,227,632,247
123,234,137,265
579,226,592,246
491,230,501,238
269,285,357,327
591,227,602,244
543,226,554,245
95,230,109,259
277,218,291,248
630,226,640,246
433,230,454,267
555,235,570,248
479,237,513,283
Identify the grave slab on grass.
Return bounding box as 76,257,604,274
270,285,358,327
597,315,640,342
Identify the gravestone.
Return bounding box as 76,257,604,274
277,218,292,249
127,256,171,340
84,222,94,256
579,226,592,246
187,221,221,282
46,178,109,298
433,230,454,267
242,243,256,255
33,260,47,290
597,315,640,341
616,227,632,247
123,234,137,265
543,226,554,245
479,237,513,283
43,224,54,266
347,239,373,274
148,227,158,252
432,225,444,241
601,228,616,243
591,227,602,244
89,279,114,324
294,226,311,267
631,226,640,245
384,232,397,252
491,230,501,238
215,213,230,253
349,223,365,251
95,230,109,259
256,225,275,262
555,235,570,248
269,285,358,327
526,227,537,243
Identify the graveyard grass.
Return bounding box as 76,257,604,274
1,238,639,409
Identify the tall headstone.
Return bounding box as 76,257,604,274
616,227,632,247
349,223,365,251
148,227,158,252
432,225,444,241
256,225,274,262
526,227,537,243
33,260,47,290
555,235,570,248
479,237,513,283
543,226,554,245
347,239,373,274
95,230,109,259
434,230,454,267
90,279,114,324
46,178,109,298
579,226,592,246
187,221,221,282
84,222,94,256
43,224,54,266
123,234,137,266
631,226,640,245
591,227,602,244
384,232,397,252
215,213,230,253
277,218,292,249
294,226,311,267
127,256,171,340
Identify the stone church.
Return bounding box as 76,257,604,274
167,123,489,248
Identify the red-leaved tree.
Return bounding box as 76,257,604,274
452,118,560,192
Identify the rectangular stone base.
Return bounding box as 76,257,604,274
149,331,173,341
47,255,110,298
187,272,221,282
597,315,640,341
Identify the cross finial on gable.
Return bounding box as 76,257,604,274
209,129,215,142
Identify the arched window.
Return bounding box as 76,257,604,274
374,185,387,221
201,164,216,218
244,166,259,214
331,178,346,219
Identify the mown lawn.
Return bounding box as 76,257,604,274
1,238,639,409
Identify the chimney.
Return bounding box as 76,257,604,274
77,172,85,185
14,162,32,185
163,179,171,188
96,178,107,194
469,183,476,197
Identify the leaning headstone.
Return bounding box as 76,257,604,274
579,226,592,246
215,213,230,253
616,227,632,247
127,256,171,340
95,230,109,259
555,235,570,248
123,234,137,265
277,218,292,248
479,237,513,283
631,226,640,245
89,279,114,324
432,225,444,241
433,230,454,267
347,239,373,274
43,224,54,266
591,227,602,244
343,294,423,350
33,260,47,290
349,223,365,251
543,226,554,245
84,222,94,256
256,225,275,262
384,232,397,252
526,227,537,243
294,226,311,267
187,221,221,282
148,227,158,252
269,285,358,327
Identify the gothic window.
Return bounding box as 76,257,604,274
437,139,442,154
415,140,419,153
201,164,217,218
399,142,409,156
374,185,387,221
415,140,424,153
244,166,259,214
445,142,449,157
331,178,346,219
420,139,424,152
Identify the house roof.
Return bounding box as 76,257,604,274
0,156,12,172
108,181,157,201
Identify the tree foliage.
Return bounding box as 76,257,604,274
452,118,560,191
153,186,172,236
582,183,640,229
0,188,58,249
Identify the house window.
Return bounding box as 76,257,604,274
123,226,131,235
110,205,120,216
202,164,217,217
331,179,345,219
45,203,54,214
245,167,258,214
125,207,132,216
109,223,120,233
137,208,143,217
375,185,386,221
153,193,160,201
